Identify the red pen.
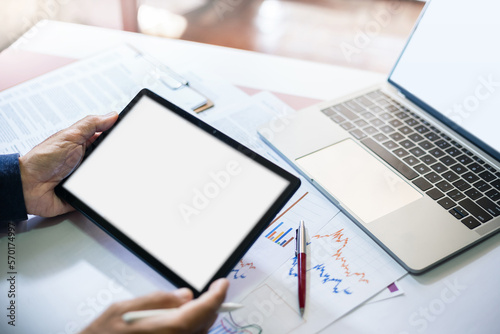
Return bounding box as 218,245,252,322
296,219,307,317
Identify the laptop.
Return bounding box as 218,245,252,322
258,0,500,274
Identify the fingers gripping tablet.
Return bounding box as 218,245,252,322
56,89,300,296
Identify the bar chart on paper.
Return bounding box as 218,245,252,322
265,221,295,247
263,191,338,250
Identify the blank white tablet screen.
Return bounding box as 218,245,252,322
63,95,290,291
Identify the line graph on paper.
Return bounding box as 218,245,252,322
287,227,370,295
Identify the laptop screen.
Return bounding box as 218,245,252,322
388,0,500,161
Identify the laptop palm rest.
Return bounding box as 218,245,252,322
296,139,422,223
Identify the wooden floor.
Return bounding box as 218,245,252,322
179,0,424,73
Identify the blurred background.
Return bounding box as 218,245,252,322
0,0,424,73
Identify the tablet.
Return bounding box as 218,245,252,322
55,89,300,296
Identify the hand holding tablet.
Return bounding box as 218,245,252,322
56,89,300,296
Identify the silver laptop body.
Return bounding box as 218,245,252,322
258,0,500,273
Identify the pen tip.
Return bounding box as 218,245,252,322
299,308,304,317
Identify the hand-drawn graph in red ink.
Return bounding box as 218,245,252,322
311,228,369,284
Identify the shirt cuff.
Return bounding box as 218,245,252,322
0,154,28,222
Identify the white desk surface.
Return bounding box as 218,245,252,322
7,20,500,334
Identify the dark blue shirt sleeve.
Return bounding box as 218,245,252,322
0,154,28,222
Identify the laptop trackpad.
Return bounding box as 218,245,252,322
296,139,422,223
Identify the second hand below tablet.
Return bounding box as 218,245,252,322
122,302,244,323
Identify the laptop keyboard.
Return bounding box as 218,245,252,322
321,90,500,230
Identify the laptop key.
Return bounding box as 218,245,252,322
380,125,395,134
468,163,485,173
405,118,419,127
409,147,425,157
462,148,473,156
459,198,493,223
415,125,430,134
355,96,373,107
461,216,481,229
431,162,447,173
344,100,365,113
361,138,418,180
479,171,496,182
424,132,441,141
330,114,346,123
438,197,456,210
400,140,415,149
420,155,437,165
385,105,399,113
453,179,471,191
393,148,409,158
429,148,445,158
363,126,378,135
395,111,409,119
491,180,500,190
456,154,473,165
486,189,500,201
350,129,367,140
441,171,459,182
341,122,356,130
373,133,388,142
354,119,369,127
477,197,500,217
399,126,413,135
403,155,419,166
380,113,393,121
450,163,467,174
369,106,384,113
436,181,453,192
484,164,497,173
465,188,482,200
337,105,359,120
419,140,434,150
448,189,465,201
413,177,433,191
321,107,337,116
383,140,398,150
388,119,404,128
414,164,431,174
408,133,424,142
462,172,479,183
449,206,468,219
427,188,445,200
425,172,442,183
473,156,485,164
440,156,456,166
435,139,451,149
446,147,462,157
389,132,405,141
370,118,385,127
473,180,491,192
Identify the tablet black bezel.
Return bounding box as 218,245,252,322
55,88,300,297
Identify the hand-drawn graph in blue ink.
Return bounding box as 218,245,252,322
230,260,256,280
284,225,370,297
209,313,262,334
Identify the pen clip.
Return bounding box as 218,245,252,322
295,228,299,257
